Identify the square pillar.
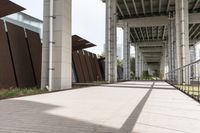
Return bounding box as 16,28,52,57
105,0,117,83
123,23,131,80
175,0,190,84
138,50,143,78
42,0,72,91
135,44,139,78
168,14,176,81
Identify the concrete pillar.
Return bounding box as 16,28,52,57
42,0,72,91
164,43,169,79
138,50,143,78
141,54,144,77
175,0,190,84
160,46,166,79
168,14,176,81
105,0,117,83
123,23,131,80
135,44,139,78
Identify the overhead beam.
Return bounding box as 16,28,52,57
133,28,140,41
132,0,138,15
150,0,153,15
159,0,162,14
140,28,145,40
167,0,170,12
141,0,146,15
123,0,131,17
118,13,200,27
130,32,136,42
193,0,200,10
190,24,200,38
189,24,195,32
144,55,161,58
117,4,124,17
140,48,162,53
193,32,200,39
146,27,149,40
137,41,164,47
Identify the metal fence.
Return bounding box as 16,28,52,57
166,59,200,102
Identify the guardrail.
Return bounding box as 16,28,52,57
166,59,200,102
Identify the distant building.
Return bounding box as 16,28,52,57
2,12,43,38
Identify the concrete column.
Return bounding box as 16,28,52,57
105,0,117,83
175,0,190,84
164,43,169,79
160,47,165,79
135,44,139,78
42,0,72,91
138,50,143,78
141,54,144,77
168,14,176,81
123,23,131,80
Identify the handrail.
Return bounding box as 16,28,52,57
165,59,200,103
166,59,200,74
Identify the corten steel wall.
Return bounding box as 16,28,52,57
98,59,105,80
26,29,42,87
89,52,98,81
72,50,104,83
0,20,16,88
6,22,36,88
79,50,90,82
72,51,85,83
93,54,103,81
84,52,95,82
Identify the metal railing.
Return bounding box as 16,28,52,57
166,59,200,102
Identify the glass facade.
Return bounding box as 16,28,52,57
2,12,43,39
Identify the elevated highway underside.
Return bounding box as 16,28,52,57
102,0,200,82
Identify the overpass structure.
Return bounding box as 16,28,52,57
42,0,200,90
103,0,200,83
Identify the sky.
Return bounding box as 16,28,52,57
11,0,128,55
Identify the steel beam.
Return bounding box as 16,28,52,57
123,0,131,16
118,13,200,27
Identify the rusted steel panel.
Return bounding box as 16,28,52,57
83,51,95,82
78,50,90,83
6,22,35,88
72,51,85,83
0,0,25,17
88,52,98,81
0,20,16,88
93,54,103,81
98,59,105,80
26,29,42,87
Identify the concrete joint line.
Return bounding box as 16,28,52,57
119,82,155,132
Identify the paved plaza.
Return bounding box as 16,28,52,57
0,81,200,133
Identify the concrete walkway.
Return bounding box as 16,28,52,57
0,81,200,133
